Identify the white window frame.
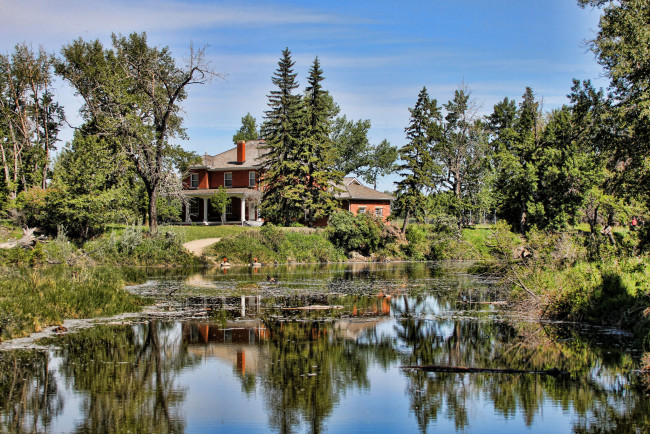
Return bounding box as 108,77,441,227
358,206,367,214
375,207,383,218
249,171,256,187
190,173,199,189
224,172,233,188
225,203,233,216
189,198,199,215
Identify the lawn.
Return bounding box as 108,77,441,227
163,224,252,242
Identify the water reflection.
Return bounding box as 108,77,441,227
0,263,648,433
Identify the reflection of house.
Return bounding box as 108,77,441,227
181,140,394,224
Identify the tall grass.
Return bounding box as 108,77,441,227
0,267,147,340
207,226,346,264
85,225,203,267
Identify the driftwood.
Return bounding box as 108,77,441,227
0,227,44,249
401,365,567,377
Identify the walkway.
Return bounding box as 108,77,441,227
183,238,221,256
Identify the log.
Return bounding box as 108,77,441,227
0,227,40,249
401,365,567,376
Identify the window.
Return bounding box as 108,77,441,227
375,207,383,218
224,172,233,187
225,203,232,215
249,171,256,187
358,206,366,214
189,198,199,215
190,173,199,188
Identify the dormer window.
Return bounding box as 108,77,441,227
249,171,256,187
190,173,199,188
224,172,232,188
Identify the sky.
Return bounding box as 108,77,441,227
0,0,607,192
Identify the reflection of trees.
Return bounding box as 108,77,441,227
259,320,371,434
390,294,650,433
0,350,61,432
55,321,193,433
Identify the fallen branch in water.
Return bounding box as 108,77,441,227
401,365,567,376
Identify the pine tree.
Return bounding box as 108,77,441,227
395,87,442,232
302,57,341,226
259,48,306,225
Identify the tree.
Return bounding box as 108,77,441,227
0,44,64,199
301,57,342,226
331,116,372,175
431,86,488,228
359,139,398,190
492,87,542,232
210,186,231,225
56,32,213,232
578,0,650,208
395,87,442,232
232,113,259,144
258,48,306,225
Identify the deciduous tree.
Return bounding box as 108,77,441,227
56,32,212,232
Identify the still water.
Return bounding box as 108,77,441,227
1,262,648,433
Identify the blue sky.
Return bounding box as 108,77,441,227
1,0,606,191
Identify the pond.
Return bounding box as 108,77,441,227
0,262,648,433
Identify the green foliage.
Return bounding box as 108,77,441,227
0,267,147,340
404,225,431,260
14,186,126,240
209,186,231,224
85,226,201,267
326,211,382,256
358,139,398,190
259,52,341,226
258,48,305,225
57,32,209,232
331,116,372,175
232,113,259,144
0,244,46,267
0,44,65,198
208,226,344,264
395,87,443,231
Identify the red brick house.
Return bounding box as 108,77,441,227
181,140,394,224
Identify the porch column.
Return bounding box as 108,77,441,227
240,198,246,223
203,198,208,223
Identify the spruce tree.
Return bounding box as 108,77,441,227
302,57,341,226
259,48,305,225
395,87,442,232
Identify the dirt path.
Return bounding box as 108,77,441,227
183,238,221,256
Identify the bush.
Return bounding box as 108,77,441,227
326,211,382,256
404,224,430,260
208,228,345,264
86,226,201,267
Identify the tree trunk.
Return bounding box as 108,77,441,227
402,208,410,233
148,186,158,232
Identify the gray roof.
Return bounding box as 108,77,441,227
197,140,266,170
334,178,395,201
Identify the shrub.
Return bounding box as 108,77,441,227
327,211,382,256
86,226,201,267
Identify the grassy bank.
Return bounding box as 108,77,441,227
0,267,148,341
207,225,346,264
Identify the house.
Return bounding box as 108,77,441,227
181,139,394,224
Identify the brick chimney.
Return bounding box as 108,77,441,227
237,140,246,163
